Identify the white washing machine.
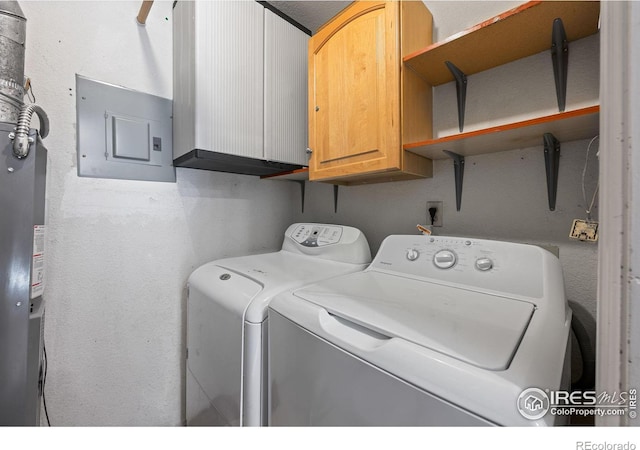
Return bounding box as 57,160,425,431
268,235,571,426
186,223,371,426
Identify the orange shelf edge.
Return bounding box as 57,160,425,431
404,106,600,160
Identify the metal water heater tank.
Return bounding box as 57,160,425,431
0,0,50,426
0,1,26,124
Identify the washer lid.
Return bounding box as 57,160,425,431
293,271,535,371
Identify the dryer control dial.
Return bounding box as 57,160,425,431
406,249,420,261
475,257,493,271
433,249,457,269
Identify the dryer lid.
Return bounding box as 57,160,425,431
189,252,367,323
293,271,535,371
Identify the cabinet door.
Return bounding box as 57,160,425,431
264,10,309,166
193,1,264,159
309,1,401,181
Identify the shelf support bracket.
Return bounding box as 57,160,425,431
551,18,569,112
443,150,465,211
333,185,339,213
445,61,467,132
543,133,561,211
295,180,306,214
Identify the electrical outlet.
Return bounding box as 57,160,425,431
569,219,599,242
427,201,443,227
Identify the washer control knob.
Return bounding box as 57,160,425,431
475,257,493,271
406,249,420,261
433,250,457,269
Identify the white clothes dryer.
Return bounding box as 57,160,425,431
186,223,371,426
268,234,571,426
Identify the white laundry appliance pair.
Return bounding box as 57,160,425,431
268,234,572,426
186,223,371,426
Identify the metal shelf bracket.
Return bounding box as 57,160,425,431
295,180,306,213
445,61,468,132
551,18,569,112
543,133,561,211
443,150,465,211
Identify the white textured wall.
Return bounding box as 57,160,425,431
21,1,295,425
295,1,600,360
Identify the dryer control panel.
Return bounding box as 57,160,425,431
291,224,343,247
282,223,372,265
371,235,563,300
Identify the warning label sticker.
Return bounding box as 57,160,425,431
31,225,45,299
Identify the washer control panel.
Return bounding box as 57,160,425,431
373,235,547,299
291,224,343,247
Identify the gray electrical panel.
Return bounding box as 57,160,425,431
76,75,175,182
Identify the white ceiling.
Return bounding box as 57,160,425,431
268,1,353,34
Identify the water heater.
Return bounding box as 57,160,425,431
0,0,49,426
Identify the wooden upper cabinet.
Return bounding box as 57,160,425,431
308,1,434,184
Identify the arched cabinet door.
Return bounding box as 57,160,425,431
308,1,434,185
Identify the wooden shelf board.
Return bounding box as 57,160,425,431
404,106,599,160
404,1,600,86
260,167,309,181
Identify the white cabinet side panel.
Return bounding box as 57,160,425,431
173,1,196,159
264,10,309,165
194,1,264,159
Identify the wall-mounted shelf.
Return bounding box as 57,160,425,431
404,105,599,160
260,167,309,181
404,1,600,86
